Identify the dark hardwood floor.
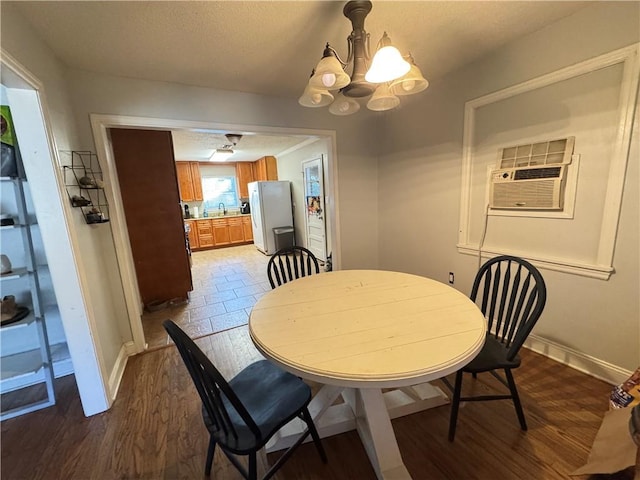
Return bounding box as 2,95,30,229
1,326,616,479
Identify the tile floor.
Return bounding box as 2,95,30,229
142,244,272,350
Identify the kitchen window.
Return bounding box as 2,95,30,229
202,175,239,211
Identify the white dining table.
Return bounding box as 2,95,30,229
249,269,486,479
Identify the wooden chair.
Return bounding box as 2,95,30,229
163,320,327,479
267,246,320,289
445,255,547,441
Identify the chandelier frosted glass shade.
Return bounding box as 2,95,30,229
309,55,351,90
298,85,334,107
364,33,410,84
367,83,399,111
329,93,361,116
389,62,429,95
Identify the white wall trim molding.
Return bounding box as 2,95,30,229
525,334,632,386
458,43,640,280
89,114,340,353
107,341,135,402
457,245,614,280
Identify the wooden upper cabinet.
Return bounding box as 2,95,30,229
190,162,203,200
235,162,255,199
252,156,278,181
176,161,203,202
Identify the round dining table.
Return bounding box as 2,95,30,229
249,269,486,479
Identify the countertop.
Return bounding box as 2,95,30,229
184,213,251,221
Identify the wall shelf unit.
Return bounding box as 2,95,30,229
63,151,110,224
0,175,56,420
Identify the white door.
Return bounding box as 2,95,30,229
302,156,327,261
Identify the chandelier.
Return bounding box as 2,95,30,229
299,0,428,115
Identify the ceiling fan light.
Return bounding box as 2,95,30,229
309,55,351,90
366,83,400,111
298,84,334,108
329,93,360,116
210,148,234,162
389,63,429,96
365,33,411,84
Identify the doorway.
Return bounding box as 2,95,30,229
302,155,327,262
91,114,340,353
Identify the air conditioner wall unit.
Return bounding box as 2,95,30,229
490,166,566,210
489,137,575,211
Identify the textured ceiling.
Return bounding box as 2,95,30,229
7,0,591,160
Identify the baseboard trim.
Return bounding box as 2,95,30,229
107,341,134,403
525,334,632,385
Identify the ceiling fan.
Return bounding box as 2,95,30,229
210,134,243,161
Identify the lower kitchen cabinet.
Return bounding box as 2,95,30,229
191,216,253,250
212,218,231,246
196,219,214,248
242,216,253,241
228,218,244,244
185,219,199,249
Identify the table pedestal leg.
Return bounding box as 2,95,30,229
343,388,412,480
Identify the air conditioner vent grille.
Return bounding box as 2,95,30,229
514,167,562,180
493,180,559,209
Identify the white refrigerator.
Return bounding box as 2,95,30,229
248,181,293,255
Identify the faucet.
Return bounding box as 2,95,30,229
218,202,227,215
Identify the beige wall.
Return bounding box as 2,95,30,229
1,3,124,414
378,2,639,375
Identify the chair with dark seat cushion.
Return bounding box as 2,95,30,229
267,246,320,289
163,320,327,479
445,255,547,441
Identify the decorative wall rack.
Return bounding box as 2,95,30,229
63,151,110,224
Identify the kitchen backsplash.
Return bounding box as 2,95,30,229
182,201,242,218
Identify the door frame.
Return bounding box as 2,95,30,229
90,114,342,353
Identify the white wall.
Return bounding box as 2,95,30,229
1,3,122,414
65,69,381,270
378,2,640,377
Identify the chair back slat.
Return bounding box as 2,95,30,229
470,256,546,361
163,320,261,442
268,246,320,289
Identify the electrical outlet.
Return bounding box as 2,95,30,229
449,272,455,284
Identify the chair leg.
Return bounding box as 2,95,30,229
301,407,327,463
504,368,527,431
448,370,464,442
205,436,216,476
248,452,257,480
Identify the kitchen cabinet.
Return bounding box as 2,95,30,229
228,217,244,244
252,156,278,182
235,162,254,199
191,216,253,250
212,218,231,246
242,215,253,241
176,161,203,202
196,219,214,248
185,219,199,249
